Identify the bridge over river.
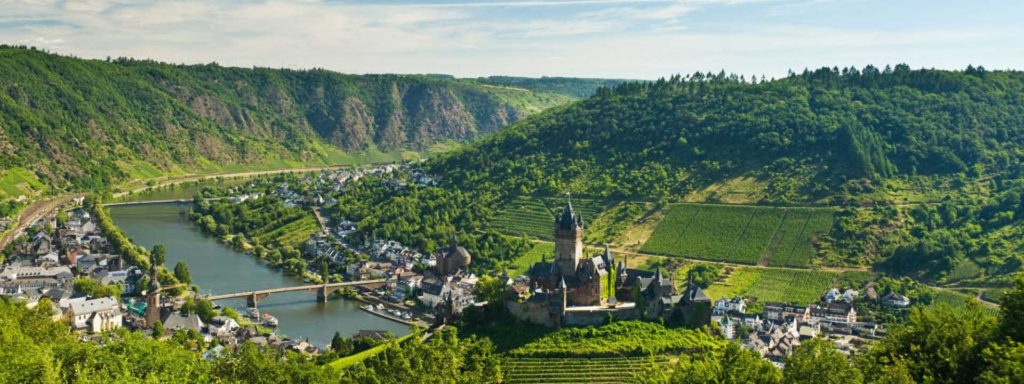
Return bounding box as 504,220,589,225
206,279,388,307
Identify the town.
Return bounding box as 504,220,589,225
0,163,921,369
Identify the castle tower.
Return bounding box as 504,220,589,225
554,196,583,274
144,266,161,327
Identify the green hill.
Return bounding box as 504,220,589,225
0,46,615,192
432,66,1024,205
420,66,1024,282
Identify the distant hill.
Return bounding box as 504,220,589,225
472,76,631,98
0,46,613,193
432,66,1024,205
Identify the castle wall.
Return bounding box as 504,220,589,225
506,300,559,327
563,306,641,326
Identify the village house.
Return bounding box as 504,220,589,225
881,292,911,307
67,297,122,332
810,302,857,323
714,297,747,315
763,302,810,323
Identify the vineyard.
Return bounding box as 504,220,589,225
489,196,609,240
640,204,834,267
250,214,320,248
705,267,838,304
506,321,721,357
504,356,668,384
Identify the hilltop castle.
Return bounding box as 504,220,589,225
506,197,712,327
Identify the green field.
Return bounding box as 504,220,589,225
705,267,838,305
0,167,46,199
505,356,667,384
508,242,553,275
640,204,834,267
490,196,608,240
250,214,320,248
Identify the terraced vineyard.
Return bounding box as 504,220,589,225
640,204,834,267
705,267,838,304
505,356,668,384
490,196,608,240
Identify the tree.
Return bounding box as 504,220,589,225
860,303,995,384
331,331,353,355
55,211,69,227
655,342,781,384
321,261,329,283
152,320,164,338
196,299,216,323
999,276,1024,342
151,244,167,267
977,341,1024,384
474,275,506,306
174,261,192,285
784,338,863,384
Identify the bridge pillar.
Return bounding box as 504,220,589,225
247,293,269,307
317,285,329,303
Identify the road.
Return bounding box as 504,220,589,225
0,193,85,251
112,165,345,198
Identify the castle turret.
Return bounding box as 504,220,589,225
554,195,583,274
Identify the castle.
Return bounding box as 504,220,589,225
506,197,712,327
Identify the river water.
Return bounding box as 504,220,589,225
109,203,409,347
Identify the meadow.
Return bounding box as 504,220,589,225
640,204,834,267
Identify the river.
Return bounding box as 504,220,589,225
109,203,410,347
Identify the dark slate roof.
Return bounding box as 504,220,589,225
683,283,710,303
556,199,583,230
447,246,471,261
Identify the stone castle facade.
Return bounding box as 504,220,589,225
506,197,712,328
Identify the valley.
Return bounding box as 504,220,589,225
2,57,1023,384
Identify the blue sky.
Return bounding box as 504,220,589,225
2,0,1021,79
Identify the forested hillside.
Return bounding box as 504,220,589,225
415,66,1024,282
432,65,1024,205
0,46,602,194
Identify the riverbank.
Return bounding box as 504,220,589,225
109,203,410,347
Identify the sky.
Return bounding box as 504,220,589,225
2,0,1022,79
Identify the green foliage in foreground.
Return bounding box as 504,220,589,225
0,298,334,383
339,328,502,384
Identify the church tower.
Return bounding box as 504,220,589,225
145,266,161,327
554,196,584,274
